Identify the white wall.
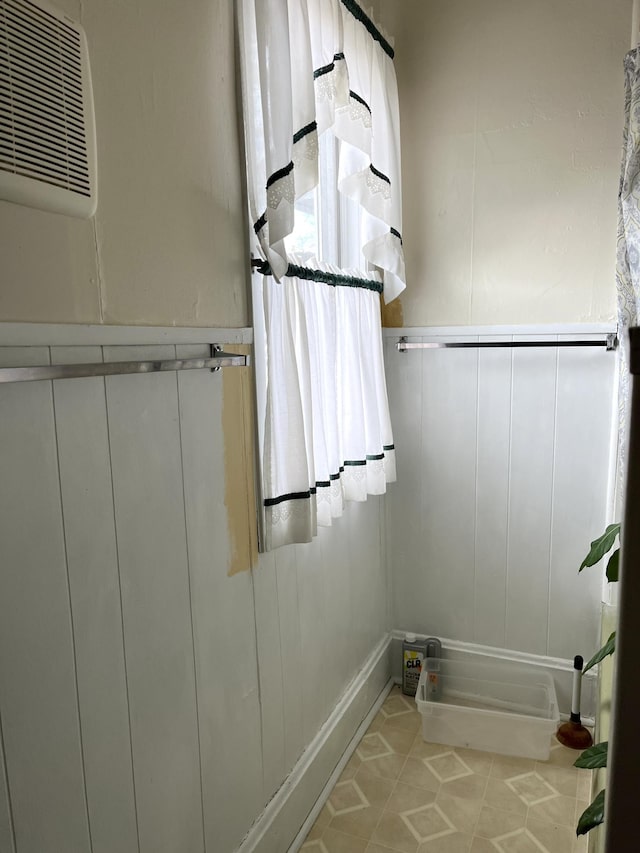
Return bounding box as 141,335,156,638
0,330,389,853
379,0,632,328
0,0,248,327
384,325,616,662
0,2,626,850
0,2,394,849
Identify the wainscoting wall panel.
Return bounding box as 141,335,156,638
0,327,390,853
0,347,92,853
51,345,139,853
384,326,616,662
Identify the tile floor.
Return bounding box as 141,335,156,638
301,686,592,853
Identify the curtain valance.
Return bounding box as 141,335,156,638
239,0,406,304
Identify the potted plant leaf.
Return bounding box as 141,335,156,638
574,523,620,836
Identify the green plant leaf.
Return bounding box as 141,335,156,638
579,524,620,571
584,632,616,673
606,549,620,583
577,789,605,835
574,742,608,770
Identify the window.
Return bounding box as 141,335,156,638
284,132,364,271
238,0,405,550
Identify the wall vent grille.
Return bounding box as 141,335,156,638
0,0,96,217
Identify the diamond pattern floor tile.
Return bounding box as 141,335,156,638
402,802,456,843
300,686,592,853
301,839,330,853
381,694,416,719
357,733,395,762
328,780,370,816
504,773,559,807
492,828,549,853
424,751,473,783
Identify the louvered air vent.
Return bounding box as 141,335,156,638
0,0,97,217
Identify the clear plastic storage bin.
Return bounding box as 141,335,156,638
415,658,559,760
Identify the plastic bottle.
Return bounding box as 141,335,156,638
425,637,442,701
402,633,428,696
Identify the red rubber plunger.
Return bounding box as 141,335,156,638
556,655,593,750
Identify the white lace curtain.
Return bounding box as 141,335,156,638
238,0,406,549
617,47,640,494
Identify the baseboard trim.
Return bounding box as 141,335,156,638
390,631,596,725
287,678,394,853
235,633,392,853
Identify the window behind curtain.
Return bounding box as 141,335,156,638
285,132,364,271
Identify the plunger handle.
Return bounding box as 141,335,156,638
570,655,583,723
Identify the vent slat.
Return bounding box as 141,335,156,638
2,35,82,89
5,0,80,46
0,141,89,180
0,114,88,161
0,71,84,120
0,106,86,153
2,21,82,81
0,0,95,212
0,133,89,172
0,20,83,73
0,107,87,149
0,73,85,122
0,84,86,135
3,5,80,53
0,145,88,179
0,57,83,111
0,159,91,195
1,37,84,96
1,78,85,125
2,11,82,67
0,144,90,188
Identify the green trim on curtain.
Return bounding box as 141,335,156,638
293,120,318,144
264,444,395,507
266,161,293,189
339,0,394,59
349,89,371,114
370,164,390,185
287,263,383,292
313,52,345,79
253,260,383,293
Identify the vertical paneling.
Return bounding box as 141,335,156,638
386,327,615,660
274,544,305,774
253,550,287,801
0,347,91,853
348,499,386,663
52,346,139,853
104,345,204,853
0,333,392,853
323,512,352,703
176,346,262,853
506,338,558,654
255,498,389,805
547,341,616,658
384,336,424,631
0,707,15,853
474,340,512,647
296,534,330,745
419,340,478,641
